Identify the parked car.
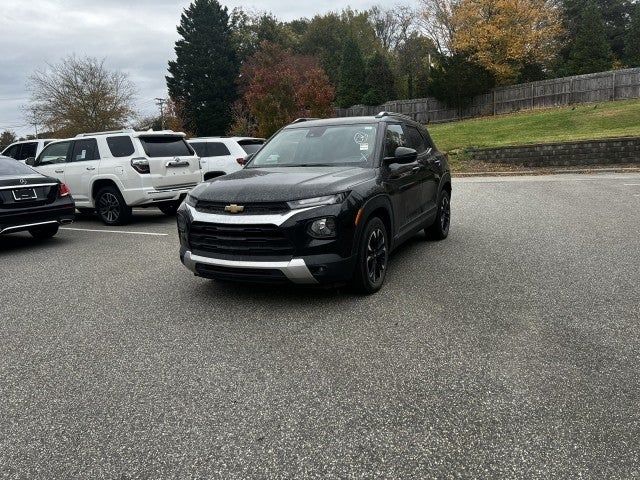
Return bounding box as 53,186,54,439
177,113,451,293
0,156,75,238
188,137,264,180
27,129,202,225
2,139,56,163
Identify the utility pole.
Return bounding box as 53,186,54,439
155,98,167,130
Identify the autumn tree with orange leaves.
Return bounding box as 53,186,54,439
452,0,563,85
231,42,335,138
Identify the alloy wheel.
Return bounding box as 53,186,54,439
440,195,451,232
98,193,120,223
366,227,387,283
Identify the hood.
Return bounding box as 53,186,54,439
193,166,376,203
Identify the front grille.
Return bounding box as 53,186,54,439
195,200,289,215
195,264,288,283
188,222,294,257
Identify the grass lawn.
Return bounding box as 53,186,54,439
428,99,640,153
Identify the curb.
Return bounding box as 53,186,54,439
453,167,640,177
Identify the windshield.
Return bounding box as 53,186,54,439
248,124,378,168
0,157,38,176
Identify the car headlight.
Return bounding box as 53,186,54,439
184,193,198,207
287,192,349,210
308,217,337,238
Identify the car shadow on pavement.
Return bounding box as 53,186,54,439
73,209,174,227
0,234,66,255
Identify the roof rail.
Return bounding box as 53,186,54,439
75,129,135,137
292,118,319,124
375,111,414,121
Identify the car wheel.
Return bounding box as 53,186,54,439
158,202,180,216
351,217,389,294
426,190,450,240
96,186,132,226
28,224,59,239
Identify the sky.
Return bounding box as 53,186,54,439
0,0,383,138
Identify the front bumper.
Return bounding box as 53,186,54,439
182,250,318,284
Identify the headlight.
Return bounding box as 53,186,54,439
184,193,198,207
287,192,349,210
308,217,337,238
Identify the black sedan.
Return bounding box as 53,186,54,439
0,156,75,239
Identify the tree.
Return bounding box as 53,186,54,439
336,36,367,108
624,3,640,66
560,0,632,61
428,53,495,107
567,1,612,74
26,56,135,137
369,5,418,52
167,0,238,136
397,33,436,98
0,130,17,149
233,42,335,138
363,52,396,105
231,9,294,61
418,0,459,55
452,0,563,85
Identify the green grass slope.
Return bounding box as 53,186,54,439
429,99,640,153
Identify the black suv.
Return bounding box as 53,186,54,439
177,112,451,293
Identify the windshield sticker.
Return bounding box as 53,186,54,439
354,132,369,145
360,143,369,151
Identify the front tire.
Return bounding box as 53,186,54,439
425,190,450,240
29,224,59,239
351,217,389,294
96,186,132,226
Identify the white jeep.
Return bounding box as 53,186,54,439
188,137,264,181
29,129,202,225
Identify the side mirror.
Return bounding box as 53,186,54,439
384,147,418,165
25,157,36,166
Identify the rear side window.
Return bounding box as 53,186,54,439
70,139,100,162
189,142,207,157
107,136,135,157
16,142,38,160
139,136,193,157
206,142,231,157
0,157,36,176
238,140,264,155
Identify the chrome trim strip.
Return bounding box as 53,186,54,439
0,183,57,191
0,220,59,234
147,185,197,195
183,251,318,284
185,203,321,226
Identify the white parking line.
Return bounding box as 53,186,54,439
623,183,640,186
61,227,169,237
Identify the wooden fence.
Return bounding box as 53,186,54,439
335,68,640,124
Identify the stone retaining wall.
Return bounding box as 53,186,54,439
467,137,640,167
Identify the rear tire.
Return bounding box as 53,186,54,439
158,202,180,216
425,190,450,240
350,217,389,294
95,186,132,226
29,224,59,239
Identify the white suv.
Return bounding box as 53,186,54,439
28,129,202,225
188,137,264,180
2,139,56,163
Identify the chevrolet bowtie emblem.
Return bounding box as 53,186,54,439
224,204,245,214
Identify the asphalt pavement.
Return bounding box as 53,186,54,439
1,173,639,479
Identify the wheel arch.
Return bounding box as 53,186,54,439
355,194,395,251
91,177,124,204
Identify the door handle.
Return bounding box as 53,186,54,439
55,169,64,173
86,166,96,171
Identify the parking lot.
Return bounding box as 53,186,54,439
1,173,639,478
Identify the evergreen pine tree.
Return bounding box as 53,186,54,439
567,2,612,74
336,36,367,108
625,4,640,67
167,0,238,136
362,52,396,106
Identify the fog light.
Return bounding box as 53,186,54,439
308,217,337,238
